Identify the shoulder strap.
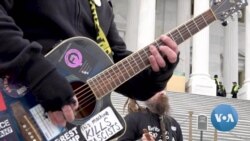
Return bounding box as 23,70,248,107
88,0,112,55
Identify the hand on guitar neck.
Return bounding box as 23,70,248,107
142,129,155,141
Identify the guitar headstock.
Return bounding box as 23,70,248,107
211,0,248,22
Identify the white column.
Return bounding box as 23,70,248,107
187,0,216,96
238,6,250,100
125,0,155,51
223,13,239,98
177,0,191,79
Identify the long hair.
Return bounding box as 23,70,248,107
123,98,146,114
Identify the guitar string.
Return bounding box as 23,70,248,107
74,10,215,100
73,12,215,114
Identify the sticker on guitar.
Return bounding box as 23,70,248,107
80,107,123,141
30,104,64,141
0,75,27,98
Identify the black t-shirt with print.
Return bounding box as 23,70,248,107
118,110,183,141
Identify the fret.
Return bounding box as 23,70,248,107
184,24,192,36
136,50,147,68
108,67,122,87
177,28,185,41
87,78,101,98
106,69,119,88
95,74,109,93
168,33,176,42
92,76,106,97
113,64,126,84
170,30,184,45
142,48,150,67
127,55,140,73
204,10,216,25
179,25,191,40
154,40,161,48
99,73,113,92
123,58,135,76
121,60,131,79
201,14,208,25
186,20,199,35
193,19,200,30
194,16,207,30
143,46,149,59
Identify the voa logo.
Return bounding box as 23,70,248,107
211,104,238,131
214,113,235,122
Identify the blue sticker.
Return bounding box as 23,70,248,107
211,104,238,131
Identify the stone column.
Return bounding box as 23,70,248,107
222,13,239,97
238,6,250,100
177,0,191,79
125,0,155,51
187,0,216,96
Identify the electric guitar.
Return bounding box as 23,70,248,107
0,0,247,141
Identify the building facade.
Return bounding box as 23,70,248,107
111,0,250,99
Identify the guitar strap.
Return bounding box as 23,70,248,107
88,0,112,55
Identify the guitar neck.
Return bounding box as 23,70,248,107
88,9,216,98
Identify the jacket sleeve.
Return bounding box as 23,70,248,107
0,3,54,87
0,2,74,112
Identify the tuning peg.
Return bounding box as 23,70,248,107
221,21,228,26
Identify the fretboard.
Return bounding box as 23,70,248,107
88,9,216,98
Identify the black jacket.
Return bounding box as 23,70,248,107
118,109,183,141
0,0,178,101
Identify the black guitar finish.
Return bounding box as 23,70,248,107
46,37,126,141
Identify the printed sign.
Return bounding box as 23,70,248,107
0,92,6,111
81,107,123,141
197,115,207,131
211,104,238,131
0,114,19,141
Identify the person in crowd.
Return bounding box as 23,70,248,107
218,81,226,97
118,90,183,141
0,0,179,127
214,75,220,96
231,82,240,98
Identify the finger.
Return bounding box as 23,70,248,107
160,35,178,53
149,46,166,68
47,112,57,125
71,96,79,110
159,45,178,63
62,105,75,123
48,111,66,127
149,56,160,72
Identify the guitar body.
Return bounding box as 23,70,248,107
0,37,126,141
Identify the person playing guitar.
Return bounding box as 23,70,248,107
0,0,179,128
